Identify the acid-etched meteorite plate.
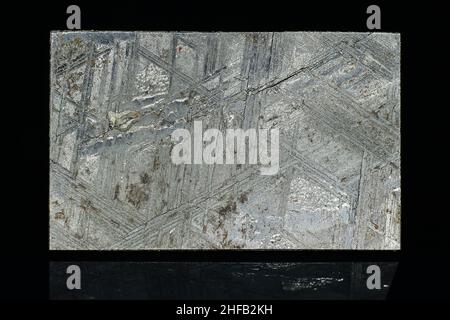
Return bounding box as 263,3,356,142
49,32,400,250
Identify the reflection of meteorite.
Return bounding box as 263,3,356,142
50,32,400,250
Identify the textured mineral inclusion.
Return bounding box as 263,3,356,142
49,32,400,250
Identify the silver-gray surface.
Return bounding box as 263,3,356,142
50,32,400,250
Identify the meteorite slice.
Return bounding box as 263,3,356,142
50,32,400,250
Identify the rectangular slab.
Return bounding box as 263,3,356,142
49,32,400,250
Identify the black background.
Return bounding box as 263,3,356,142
2,0,449,309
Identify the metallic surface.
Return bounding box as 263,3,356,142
50,32,400,250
